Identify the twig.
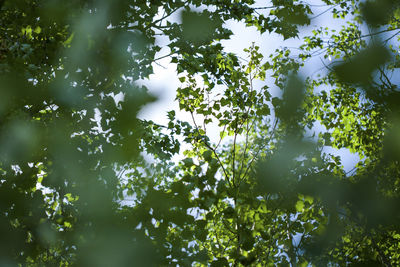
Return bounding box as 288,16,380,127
310,5,338,20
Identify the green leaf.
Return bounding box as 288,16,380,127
295,200,304,212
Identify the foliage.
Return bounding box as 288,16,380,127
1,0,400,266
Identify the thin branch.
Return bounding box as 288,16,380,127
378,66,393,90
237,69,258,183
345,166,357,177
383,29,400,44
215,204,236,235
232,120,238,187
153,52,175,62
151,24,175,29
207,142,232,189
117,167,126,180
152,6,181,26
238,116,257,186
310,5,338,20
319,57,334,72
214,124,227,151
252,6,274,10
308,3,332,7
359,27,400,39
190,111,232,188
241,118,278,180
153,61,167,69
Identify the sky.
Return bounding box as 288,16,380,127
136,0,360,172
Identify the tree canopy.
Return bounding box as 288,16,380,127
1,0,400,266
